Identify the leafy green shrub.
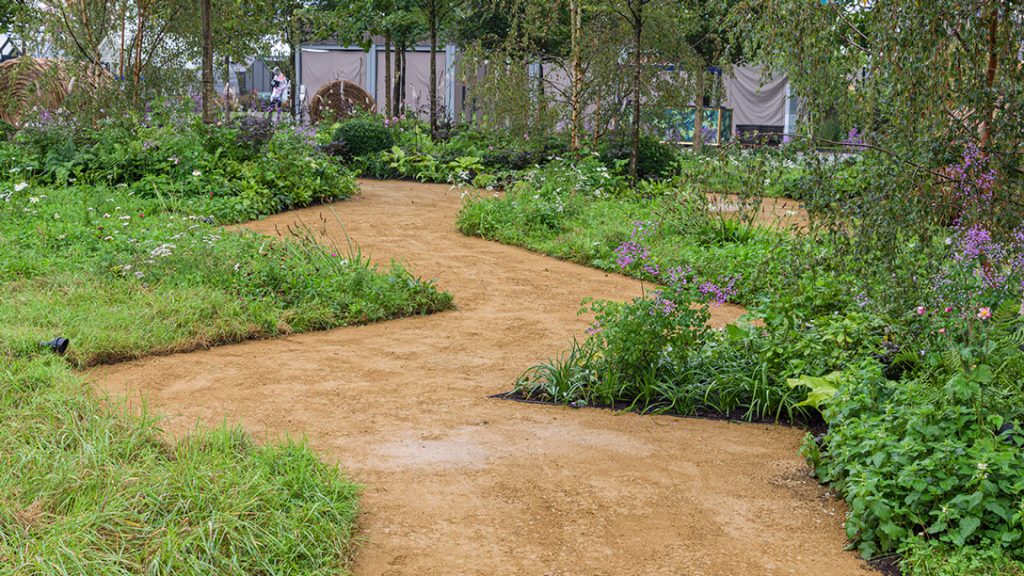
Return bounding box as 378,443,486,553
234,115,276,153
810,306,1024,561
458,157,623,240
599,134,678,179
0,119,15,140
333,116,395,158
1,114,358,225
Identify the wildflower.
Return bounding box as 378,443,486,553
944,306,953,313
916,306,926,316
28,196,39,204
938,328,946,334
233,263,241,272
699,277,739,305
854,292,870,308
52,213,60,220
650,294,677,316
192,169,202,177
14,182,28,192
150,243,176,258
977,307,992,321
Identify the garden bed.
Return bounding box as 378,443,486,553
0,115,453,574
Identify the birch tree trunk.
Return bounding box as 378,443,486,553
384,35,392,117
201,0,214,123
428,0,439,136
569,0,583,152
693,66,704,153
629,0,643,183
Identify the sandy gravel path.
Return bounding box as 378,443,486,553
91,180,872,576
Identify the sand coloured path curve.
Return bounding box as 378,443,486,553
91,180,873,576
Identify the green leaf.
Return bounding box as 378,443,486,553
726,324,749,340
786,371,846,410
958,516,981,543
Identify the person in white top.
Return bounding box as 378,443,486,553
269,67,289,118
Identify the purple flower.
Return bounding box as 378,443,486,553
698,277,739,305
614,220,658,270
854,292,870,308
955,224,995,261
665,266,692,287
649,292,677,316
615,240,649,269
842,127,863,149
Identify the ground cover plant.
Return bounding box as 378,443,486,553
0,110,453,574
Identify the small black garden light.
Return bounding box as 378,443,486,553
41,336,70,356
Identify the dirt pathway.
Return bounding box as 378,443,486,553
91,181,872,576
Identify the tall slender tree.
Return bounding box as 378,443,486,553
200,0,214,123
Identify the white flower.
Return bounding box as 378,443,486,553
150,243,175,258
103,213,111,218
192,169,202,177
52,213,60,220
134,271,144,279
233,263,241,272
14,182,28,192
28,196,39,204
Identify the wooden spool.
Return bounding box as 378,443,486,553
0,57,110,125
308,80,375,123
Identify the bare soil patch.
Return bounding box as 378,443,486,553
90,180,872,576
708,192,810,231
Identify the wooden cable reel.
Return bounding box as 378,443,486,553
0,57,111,125
308,80,375,123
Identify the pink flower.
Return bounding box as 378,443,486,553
977,307,992,321
916,306,927,316
938,328,946,334
944,306,953,313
